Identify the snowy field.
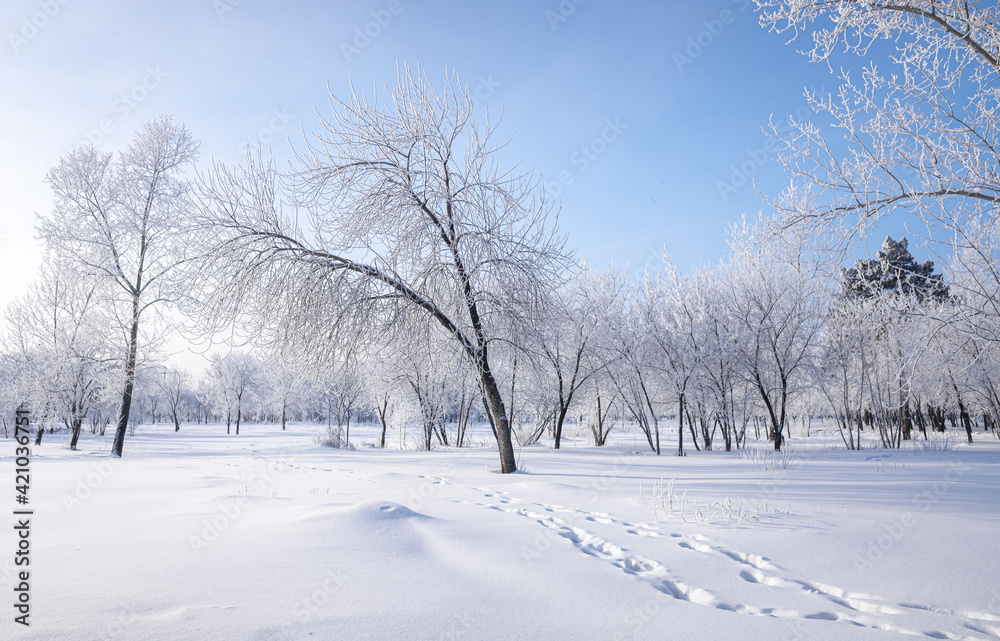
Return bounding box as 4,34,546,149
3,422,1000,641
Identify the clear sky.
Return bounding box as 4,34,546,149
1,0,838,317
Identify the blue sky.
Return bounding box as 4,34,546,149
1,0,845,313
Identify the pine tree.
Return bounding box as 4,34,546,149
840,236,948,303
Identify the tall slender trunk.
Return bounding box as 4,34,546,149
111,300,141,458
593,392,608,446
378,399,389,448
677,393,684,457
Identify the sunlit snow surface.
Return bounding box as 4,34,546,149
3,422,999,641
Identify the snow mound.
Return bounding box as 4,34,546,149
337,500,429,522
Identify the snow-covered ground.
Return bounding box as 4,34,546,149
3,421,999,640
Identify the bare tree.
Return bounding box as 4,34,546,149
610,299,664,455
205,352,258,434
643,259,711,456
263,356,306,431
2,256,114,450
190,67,569,473
227,352,258,435
39,116,199,456
724,218,827,450
533,262,616,449
156,367,189,432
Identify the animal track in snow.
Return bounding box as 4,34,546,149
447,479,999,641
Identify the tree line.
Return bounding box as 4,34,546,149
2,1,999,473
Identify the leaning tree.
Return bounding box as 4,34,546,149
190,67,570,473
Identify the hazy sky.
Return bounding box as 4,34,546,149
1,0,835,322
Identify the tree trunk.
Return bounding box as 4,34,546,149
958,400,973,444
111,305,141,458
481,395,498,441
901,402,912,441
480,365,516,473
677,394,684,457
593,392,608,446
553,403,570,450
69,419,82,450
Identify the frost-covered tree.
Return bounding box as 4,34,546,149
190,67,569,473
696,268,753,451
609,296,665,454
2,256,115,449
156,367,189,432
533,262,618,449
842,236,949,303
836,237,950,442
574,263,630,447
359,346,406,448
723,218,827,450
39,116,199,456
757,0,1000,341
318,356,364,446
262,357,307,431
206,351,259,435
816,301,869,449
643,259,711,456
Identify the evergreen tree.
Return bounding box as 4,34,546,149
840,236,948,303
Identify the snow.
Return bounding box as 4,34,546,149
3,422,1000,640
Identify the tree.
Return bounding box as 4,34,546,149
533,262,616,450
324,357,363,446
839,236,950,442
757,0,1000,342
697,268,752,451
724,218,827,450
816,301,869,449
190,67,569,473
2,256,115,450
226,352,258,435
841,236,948,303
643,259,712,456
263,357,306,431
39,116,199,457
156,367,189,432
205,352,258,434
609,297,664,455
